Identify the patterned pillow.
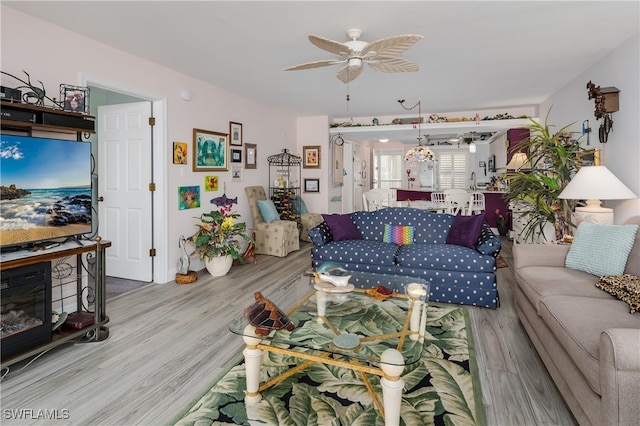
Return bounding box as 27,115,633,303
566,223,638,276
595,274,640,314
383,224,414,245
309,222,333,246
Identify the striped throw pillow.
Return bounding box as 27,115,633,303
383,224,414,245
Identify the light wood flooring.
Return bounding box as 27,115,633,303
1,240,576,425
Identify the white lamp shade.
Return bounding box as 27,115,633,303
558,166,637,200
505,152,529,170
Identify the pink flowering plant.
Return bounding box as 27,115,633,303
495,209,509,224
189,204,251,261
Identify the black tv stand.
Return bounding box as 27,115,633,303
64,235,84,247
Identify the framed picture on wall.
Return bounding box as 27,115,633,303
303,145,321,168
229,121,243,146
193,128,228,171
576,148,601,168
173,141,188,164
245,143,257,169
231,148,242,163
231,165,243,182
304,178,320,193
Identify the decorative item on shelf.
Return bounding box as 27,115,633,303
1,70,59,108
60,84,90,114
188,191,252,277
399,99,436,168
558,165,636,225
244,291,295,336
495,209,510,236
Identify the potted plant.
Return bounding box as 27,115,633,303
495,209,510,237
189,204,252,276
503,113,581,243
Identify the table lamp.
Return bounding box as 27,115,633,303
505,152,530,171
558,165,637,225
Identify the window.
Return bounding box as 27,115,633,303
438,151,470,189
373,150,402,189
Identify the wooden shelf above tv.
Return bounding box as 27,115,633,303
0,101,95,135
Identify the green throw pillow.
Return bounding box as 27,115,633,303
566,222,638,276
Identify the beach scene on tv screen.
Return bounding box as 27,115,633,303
0,135,92,246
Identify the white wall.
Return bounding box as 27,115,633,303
1,7,297,281
539,32,640,224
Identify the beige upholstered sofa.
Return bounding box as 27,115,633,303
513,216,640,426
244,186,299,257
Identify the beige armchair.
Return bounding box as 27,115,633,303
244,186,300,257
300,212,323,242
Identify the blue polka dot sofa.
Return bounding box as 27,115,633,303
309,208,502,308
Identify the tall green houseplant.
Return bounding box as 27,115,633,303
504,114,582,242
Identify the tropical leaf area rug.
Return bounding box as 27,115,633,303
172,301,485,426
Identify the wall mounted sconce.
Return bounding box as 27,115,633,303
586,80,619,144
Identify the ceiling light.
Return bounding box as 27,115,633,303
398,99,435,166
468,142,476,153
378,138,389,143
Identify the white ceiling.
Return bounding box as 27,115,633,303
6,1,639,128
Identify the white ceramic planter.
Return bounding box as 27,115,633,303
205,255,233,277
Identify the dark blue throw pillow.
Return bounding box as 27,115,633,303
446,213,485,249
322,213,362,242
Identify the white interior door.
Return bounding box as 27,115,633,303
98,102,153,281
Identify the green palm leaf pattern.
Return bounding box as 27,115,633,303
172,302,485,426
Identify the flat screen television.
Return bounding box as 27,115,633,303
0,134,92,250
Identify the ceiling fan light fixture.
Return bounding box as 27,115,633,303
347,58,362,68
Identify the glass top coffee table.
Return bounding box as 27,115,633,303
229,270,430,425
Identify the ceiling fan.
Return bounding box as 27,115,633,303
283,29,423,83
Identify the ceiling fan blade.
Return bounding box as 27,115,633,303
283,59,344,71
336,64,363,83
362,34,423,56
308,34,350,56
367,56,419,73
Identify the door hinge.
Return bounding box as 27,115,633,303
148,117,156,126
149,248,156,257
149,183,156,191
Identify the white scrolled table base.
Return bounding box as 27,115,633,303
242,325,263,405
380,348,405,426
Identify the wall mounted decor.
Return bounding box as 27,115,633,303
586,80,619,144
204,175,219,191
304,178,320,193
245,143,257,169
178,186,200,210
173,141,188,164
193,128,229,171
229,121,243,146
231,165,243,182
303,145,321,168
332,143,344,187
231,148,242,163
60,84,89,114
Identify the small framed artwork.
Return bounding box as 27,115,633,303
231,148,242,163
245,143,257,169
173,141,188,164
303,145,321,168
304,178,320,193
229,121,243,146
60,84,90,114
178,186,200,210
231,165,243,182
193,128,228,171
576,148,601,168
204,175,219,191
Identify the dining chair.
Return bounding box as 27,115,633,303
362,188,392,211
430,192,446,213
467,192,486,215
443,189,469,215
